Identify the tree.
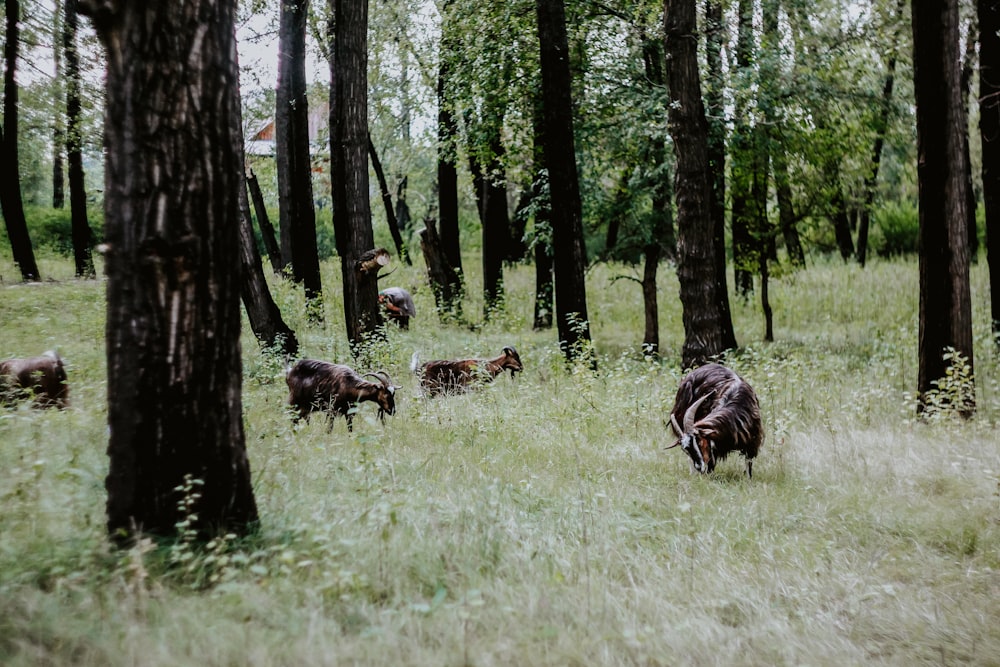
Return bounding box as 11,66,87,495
436,1,463,279
276,0,323,318
664,0,736,368
80,0,259,541
330,0,383,348
1,0,40,281
536,0,593,365
52,0,64,210
981,0,1000,346
65,0,94,278
912,0,975,415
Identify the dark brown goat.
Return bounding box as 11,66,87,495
667,363,763,478
0,351,69,409
286,360,398,431
411,345,523,396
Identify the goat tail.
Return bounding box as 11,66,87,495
410,351,421,374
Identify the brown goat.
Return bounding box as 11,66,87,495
0,351,69,409
411,345,523,396
286,359,398,431
667,363,763,478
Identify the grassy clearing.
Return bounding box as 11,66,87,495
1,249,998,666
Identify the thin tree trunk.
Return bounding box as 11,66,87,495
912,0,975,416
368,132,411,264
81,0,258,542
980,0,1000,346
247,168,282,275
530,81,553,330
52,0,64,210
960,19,980,261
469,137,509,319
65,0,94,278
0,0,39,281
330,0,383,349
536,0,594,366
665,0,736,368
772,138,805,267
857,0,905,267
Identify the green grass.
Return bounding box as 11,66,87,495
1,247,999,665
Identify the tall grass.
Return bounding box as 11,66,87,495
1,247,998,665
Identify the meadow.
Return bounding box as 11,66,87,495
1,247,998,666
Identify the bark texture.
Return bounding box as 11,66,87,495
981,0,1000,345
82,0,259,541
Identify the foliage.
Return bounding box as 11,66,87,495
0,207,103,256
872,200,919,257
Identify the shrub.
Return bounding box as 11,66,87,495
873,200,919,257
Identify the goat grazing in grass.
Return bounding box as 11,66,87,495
411,345,523,397
0,351,69,409
667,363,763,478
286,360,398,431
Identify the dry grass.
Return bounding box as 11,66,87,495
1,248,998,666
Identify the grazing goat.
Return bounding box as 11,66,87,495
379,287,416,329
286,359,398,431
667,363,763,478
411,345,523,396
0,350,69,409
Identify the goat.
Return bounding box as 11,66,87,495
379,287,416,329
286,359,398,431
0,350,69,409
666,363,763,478
411,345,523,397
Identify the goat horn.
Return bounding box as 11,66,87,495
362,372,389,388
682,394,711,432
669,413,683,437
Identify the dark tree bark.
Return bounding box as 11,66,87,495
276,0,322,318
981,0,1000,345
65,0,94,278
419,215,463,320
0,0,39,281
665,0,737,368
772,138,805,267
437,0,463,276
536,0,594,365
247,168,282,275
469,134,509,318
529,82,553,330
368,133,411,264
703,0,737,346
80,0,258,542
960,20,980,261
856,0,904,267
52,0,65,210
827,160,856,260
330,0,383,348
729,0,755,296
912,0,975,415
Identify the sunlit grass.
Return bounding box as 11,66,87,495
1,247,998,665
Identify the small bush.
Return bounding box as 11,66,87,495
873,200,919,257
0,207,104,256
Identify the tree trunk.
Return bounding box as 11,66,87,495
729,0,755,297
912,0,975,416
536,0,594,366
469,136,509,319
419,215,463,320
52,0,65,210
529,81,553,330
857,0,905,267
980,0,1000,345
0,0,39,281
276,0,322,318
703,0,737,348
772,137,805,267
368,132,411,264
230,40,298,357
80,0,258,542
960,20,980,261
828,162,856,260
65,0,94,278
437,1,463,276
665,0,736,368
247,168,283,275
330,0,383,348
